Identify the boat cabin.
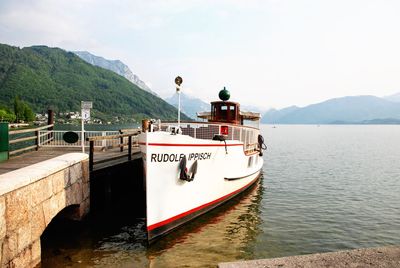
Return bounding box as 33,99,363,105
197,100,261,126
210,101,240,124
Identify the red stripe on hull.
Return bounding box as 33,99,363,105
147,171,261,232
139,142,243,147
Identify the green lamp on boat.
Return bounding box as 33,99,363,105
219,87,230,101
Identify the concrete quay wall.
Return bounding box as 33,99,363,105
219,246,400,268
0,153,89,267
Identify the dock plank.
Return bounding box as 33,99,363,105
0,147,141,175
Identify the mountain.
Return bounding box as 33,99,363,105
240,104,268,115
166,93,210,119
263,106,300,123
262,95,400,124
73,51,158,96
0,43,189,122
384,92,400,103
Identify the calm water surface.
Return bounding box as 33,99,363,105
42,125,400,267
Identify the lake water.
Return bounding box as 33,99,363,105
41,125,400,267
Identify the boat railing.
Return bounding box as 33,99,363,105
157,122,259,153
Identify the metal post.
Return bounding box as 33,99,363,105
80,101,92,153
47,109,54,140
81,118,84,153
81,117,85,153
178,90,181,129
102,131,106,148
35,130,39,150
175,76,183,131
89,140,94,171
128,136,132,161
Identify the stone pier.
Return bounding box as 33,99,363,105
219,246,400,268
0,153,89,267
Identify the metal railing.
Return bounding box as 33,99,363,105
38,130,121,148
86,130,141,171
4,124,141,160
155,122,260,153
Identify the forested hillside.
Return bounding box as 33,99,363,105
0,43,189,122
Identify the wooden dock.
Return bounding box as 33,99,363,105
0,122,142,175
0,146,141,175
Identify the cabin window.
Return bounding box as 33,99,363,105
220,105,228,118
212,105,217,118
229,105,236,121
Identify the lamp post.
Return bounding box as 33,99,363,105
175,76,183,130
81,101,92,153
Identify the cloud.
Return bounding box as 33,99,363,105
0,0,90,48
1,0,400,109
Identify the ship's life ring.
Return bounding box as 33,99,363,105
258,134,267,156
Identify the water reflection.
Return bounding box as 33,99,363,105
147,178,264,267
41,176,264,267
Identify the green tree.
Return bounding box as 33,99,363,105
13,96,24,122
0,109,16,122
23,103,35,122
13,96,35,122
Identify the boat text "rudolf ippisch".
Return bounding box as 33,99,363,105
150,153,212,163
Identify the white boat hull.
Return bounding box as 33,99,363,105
138,131,263,241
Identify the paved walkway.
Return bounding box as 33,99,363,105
219,246,400,268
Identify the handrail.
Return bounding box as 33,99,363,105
9,124,54,135
161,120,260,130
86,130,141,142
8,124,54,156
158,121,260,153
9,135,37,144
119,128,141,133
86,130,141,171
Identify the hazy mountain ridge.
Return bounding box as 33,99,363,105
166,93,210,119
262,95,400,124
384,92,400,103
263,106,300,123
73,51,158,96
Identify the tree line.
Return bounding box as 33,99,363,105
0,96,35,123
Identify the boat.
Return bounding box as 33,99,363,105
137,79,266,242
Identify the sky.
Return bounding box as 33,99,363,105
1,0,400,109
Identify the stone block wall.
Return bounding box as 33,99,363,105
0,153,89,267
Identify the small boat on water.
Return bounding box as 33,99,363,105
138,78,266,242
